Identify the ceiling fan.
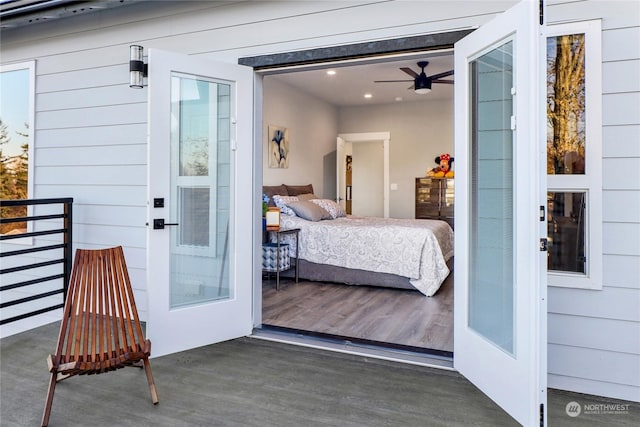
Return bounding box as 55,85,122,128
374,61,454,94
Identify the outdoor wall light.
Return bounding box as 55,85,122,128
129,45,147,88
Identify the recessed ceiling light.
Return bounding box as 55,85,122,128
395,97,403,101
364,93,373,99
326,70,336,76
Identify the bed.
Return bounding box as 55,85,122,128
263,184,454,296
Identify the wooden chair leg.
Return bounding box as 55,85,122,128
41,372,58,427
142,358,159,405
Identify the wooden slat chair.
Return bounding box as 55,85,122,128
42,246,158,427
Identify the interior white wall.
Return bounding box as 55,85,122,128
339,100,454,218
262,77,338,198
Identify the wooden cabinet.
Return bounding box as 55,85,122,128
415,177,454,228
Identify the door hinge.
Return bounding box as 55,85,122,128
540,403,545,427
539,238,548,252
510,115,516,130
540,205,545,221
539,0,545,26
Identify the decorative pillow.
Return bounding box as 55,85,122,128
296,193,317,201
273,195,299,216
263,185,288,207
286,201,331,222
285,184,314,196
309,199,346,219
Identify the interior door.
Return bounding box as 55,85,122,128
336,132,390,218
454,1,547,426
352,141,384,217
146,50,254,357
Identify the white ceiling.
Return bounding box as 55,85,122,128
266,52,454,107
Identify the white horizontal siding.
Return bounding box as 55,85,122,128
36,144,146,167
38,83,146,110
603,59,640,94
548,344,640,398
548,313,640,355
35,184,146,207
548,375,640,404
603,191,640,222
36,165,145,186
546,1,640,402
37,103,146,129
549,286,639,322
602,255,640,289
36,123,147,148
603,93,640,126
603,125,640,157
603,223,640,256
1,1,513,69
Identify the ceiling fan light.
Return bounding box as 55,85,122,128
414,74,432,94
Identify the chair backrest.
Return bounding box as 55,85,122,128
52,246,147,373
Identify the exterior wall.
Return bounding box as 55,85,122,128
546,0,640,403
1,0,637,402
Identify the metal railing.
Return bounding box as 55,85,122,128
0,198,73,325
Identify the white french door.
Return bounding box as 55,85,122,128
454,1,547,426
146,50,254,357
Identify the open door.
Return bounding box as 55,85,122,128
336,132,390,218
146,50,254,357
454,1,547,426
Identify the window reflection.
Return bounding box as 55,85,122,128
548,192,586,274
547,34,586,175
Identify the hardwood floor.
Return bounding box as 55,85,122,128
261,267,454,353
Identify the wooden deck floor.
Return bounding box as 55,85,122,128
262,270,454,352
2,322,637,426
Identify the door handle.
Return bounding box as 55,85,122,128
153,218,179,230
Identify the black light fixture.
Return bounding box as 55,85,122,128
414,72,432,94
129,45,147,89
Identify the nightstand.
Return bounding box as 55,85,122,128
262,228,300,290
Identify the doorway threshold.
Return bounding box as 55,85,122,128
250,325,454,370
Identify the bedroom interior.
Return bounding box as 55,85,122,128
260,52,456,355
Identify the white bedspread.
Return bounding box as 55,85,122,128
277,215,454,296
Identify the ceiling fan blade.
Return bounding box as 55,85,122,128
433,79,454,84
374,79,414,83
400,67,419,78
429,70,454,80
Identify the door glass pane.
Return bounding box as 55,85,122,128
469,40,515,355
546,34,586,175
547,191,586,273
169,73,232,308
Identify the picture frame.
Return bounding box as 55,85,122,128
268,125,289,168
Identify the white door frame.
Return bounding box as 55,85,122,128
453,1,547,425
146,49,254,358
336,132,390,218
